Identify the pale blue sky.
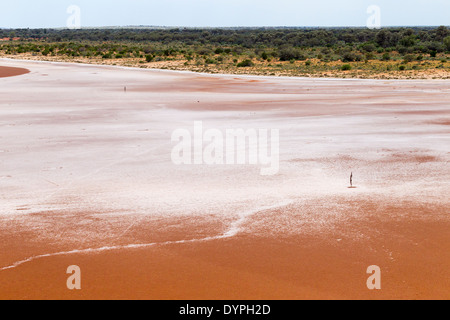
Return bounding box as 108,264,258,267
1,0,449,28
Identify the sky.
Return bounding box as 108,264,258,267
1,0,449,29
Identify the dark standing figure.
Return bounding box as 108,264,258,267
124,86,127,93
350,172,353,187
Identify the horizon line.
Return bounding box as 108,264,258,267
1,25,449,30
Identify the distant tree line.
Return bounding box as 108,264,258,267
0,27,449,50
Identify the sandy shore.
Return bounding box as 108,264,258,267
0,59,449,299
3,54,450,80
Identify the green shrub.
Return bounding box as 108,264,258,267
360,43,376,52
403,54,415,63
444,36,450,51
279,48,306,61
237,59,254,67
400,35,416,47
342,52,357,62
365,52,375,60
341,64,352,71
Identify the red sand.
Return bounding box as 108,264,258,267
0,66,29,78
1,206,448,300
0,59,448,300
